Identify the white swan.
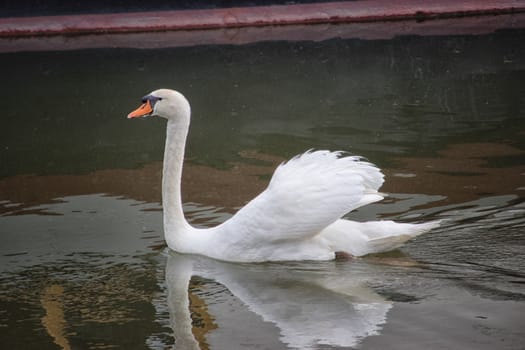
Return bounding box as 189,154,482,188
127,88,439,262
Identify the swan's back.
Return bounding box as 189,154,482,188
207,151,386,259
270,150,384,210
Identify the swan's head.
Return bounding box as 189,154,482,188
127,89,190,121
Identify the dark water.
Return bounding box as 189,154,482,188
1,26,525,349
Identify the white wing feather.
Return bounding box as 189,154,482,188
218,150,384,245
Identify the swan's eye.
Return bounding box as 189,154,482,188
141,95,162,105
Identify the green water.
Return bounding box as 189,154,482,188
1,26,524,349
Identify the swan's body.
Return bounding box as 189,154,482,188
128,89,439,262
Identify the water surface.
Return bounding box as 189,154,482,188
1,27,525,349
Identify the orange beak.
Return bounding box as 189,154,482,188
127,100,153,119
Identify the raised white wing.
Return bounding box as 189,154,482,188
219,150,384,244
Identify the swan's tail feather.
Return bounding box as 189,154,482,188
321,219,441,257
365,220,441,253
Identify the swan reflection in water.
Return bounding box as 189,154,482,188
165,252,393,349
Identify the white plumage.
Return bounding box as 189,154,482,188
128,89,440,262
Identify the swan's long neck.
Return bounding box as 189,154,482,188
162,116,193,249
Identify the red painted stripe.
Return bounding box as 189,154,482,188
1,0,524,37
